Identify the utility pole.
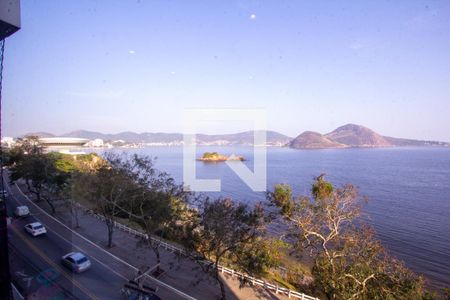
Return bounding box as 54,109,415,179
0,0,21,299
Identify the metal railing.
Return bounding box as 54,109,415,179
87,211,319,300
216,265,318,300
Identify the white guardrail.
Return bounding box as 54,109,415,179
87,211,319,300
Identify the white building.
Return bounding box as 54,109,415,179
1,137,16,148
38,137,89,154
88,138,104,147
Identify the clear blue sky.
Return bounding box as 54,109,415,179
2,0,450,140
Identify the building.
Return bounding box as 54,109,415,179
86,138,104,147
38,137,89,154
0,137,15,148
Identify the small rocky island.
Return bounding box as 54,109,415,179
197,152,245,162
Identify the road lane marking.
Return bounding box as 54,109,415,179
10,181,198,300
10,225,100,300
42,226,129,281
11,182,137,268
7,184,130,281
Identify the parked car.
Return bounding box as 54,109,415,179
24,222,47,236
61,252,91,273
14,205,30,217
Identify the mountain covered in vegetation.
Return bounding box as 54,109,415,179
289,124,449,149
289,131,346,149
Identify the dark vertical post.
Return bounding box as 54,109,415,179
0,38,12,300
0,1,21,297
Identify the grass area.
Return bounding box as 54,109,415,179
277,246,313,276
266,273,299,291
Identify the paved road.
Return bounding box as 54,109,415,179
6,183,131,299
4,173,192,300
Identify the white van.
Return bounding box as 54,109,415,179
14,205,30,217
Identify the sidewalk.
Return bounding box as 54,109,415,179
16,184,291,300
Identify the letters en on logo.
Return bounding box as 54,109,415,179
183,108,267,192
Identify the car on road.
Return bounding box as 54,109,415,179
14,205,30,217
24,222,47,236
0,189,8,197
61,252,91,273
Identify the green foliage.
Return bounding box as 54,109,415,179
441,288,450,300
269,184,295,216
2,147,24,167
268,176,426,300
70,153,140,247
3,136,42,167
8,138,103,215
9,151,62,213
53,152,103,173
233,238,285,277
311,174,333,200
184,197,270,300
202,152,219,159
268,273,299,291
421,291,437,300
70,152,194,252
53,156,77,173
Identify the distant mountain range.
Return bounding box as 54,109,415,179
24,130,292,146
289,124,449,149
23,124,449,148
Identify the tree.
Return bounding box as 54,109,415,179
56,153,103,228
70,151,196,272
9,151,62,214
71,153,136,248
267,175,425,300
133,188,190,275
14,136,43,156
65,172,87,228
8,139,102,216
183,197,271,300
113,154,195,274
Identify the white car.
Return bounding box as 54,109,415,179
24,222,47,236
14,205,30,217
61,252,91,273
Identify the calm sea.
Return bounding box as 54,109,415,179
99,146,450,290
